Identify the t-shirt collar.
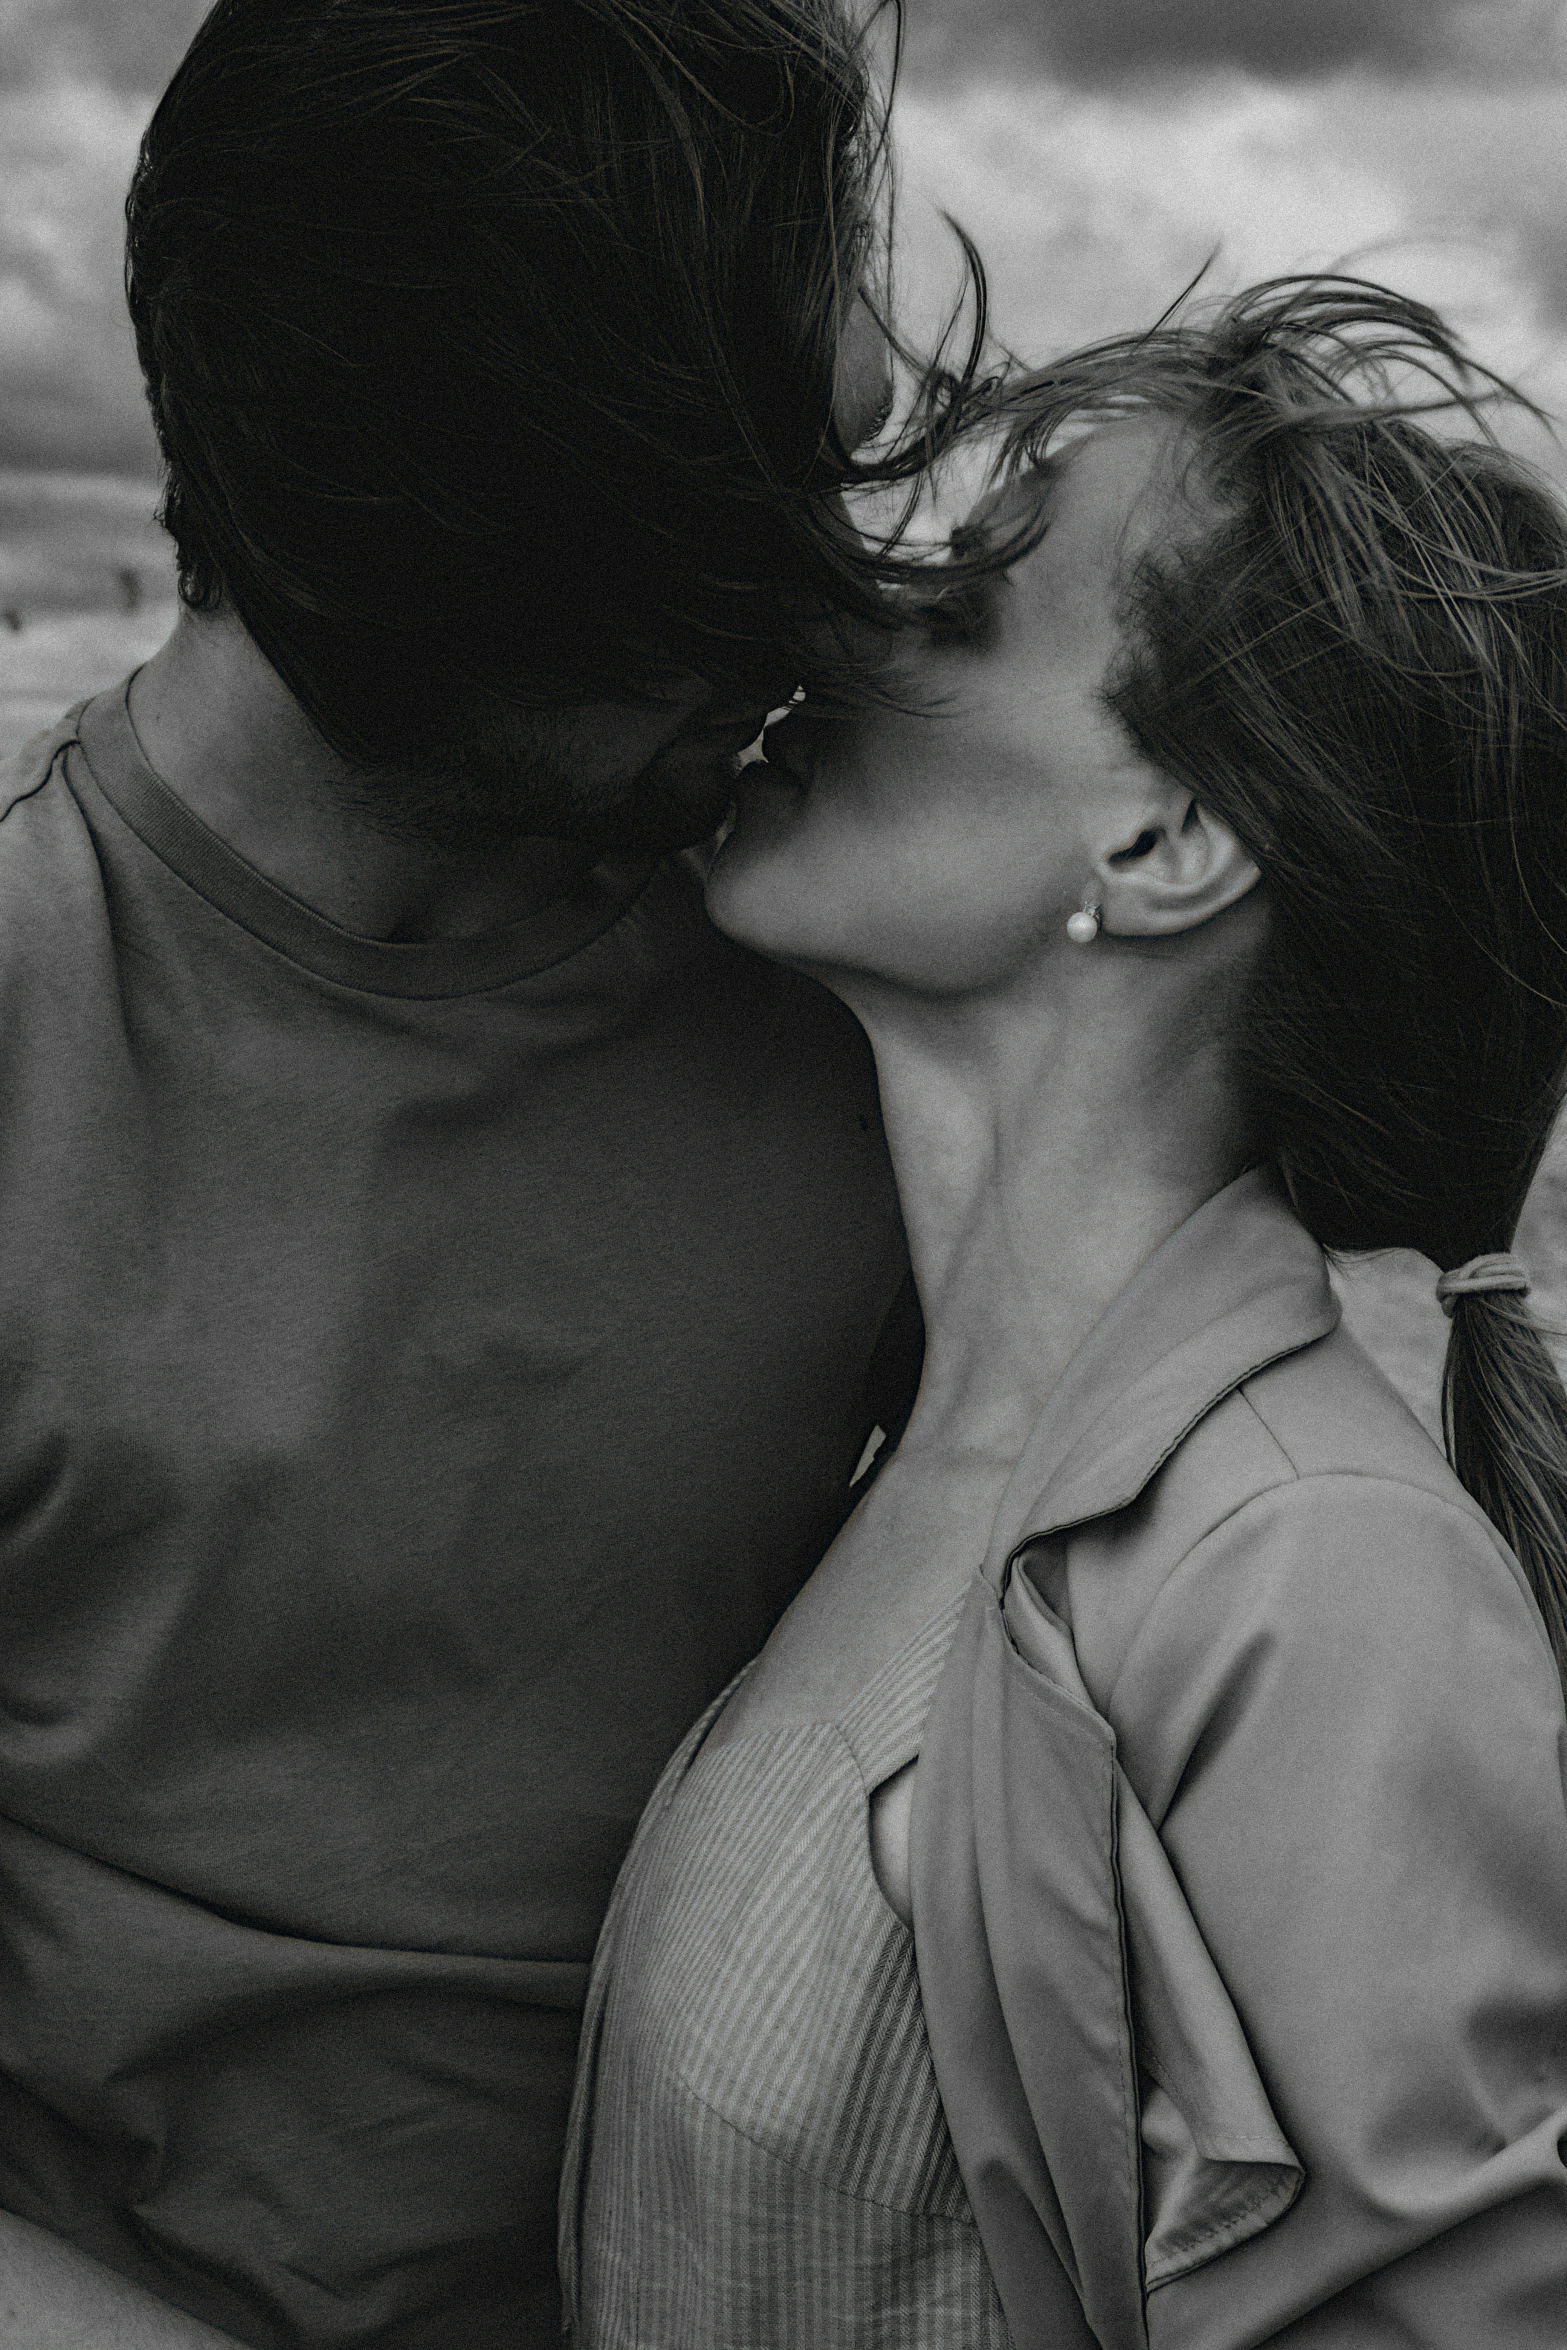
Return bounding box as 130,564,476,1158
72,678,660,1000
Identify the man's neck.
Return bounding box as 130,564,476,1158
128,609,595,941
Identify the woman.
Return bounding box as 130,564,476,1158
561,280,1567,2346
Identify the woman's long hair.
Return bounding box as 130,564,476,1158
975,279,1567,1685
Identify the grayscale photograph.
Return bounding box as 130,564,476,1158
1,3,1565,2345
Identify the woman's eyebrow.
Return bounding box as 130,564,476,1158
948,459,1062,572
1010,452,1067,534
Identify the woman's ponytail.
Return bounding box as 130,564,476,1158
1050,284,1567,1712
1443,1291,1567,1696
1006,280,1567,1686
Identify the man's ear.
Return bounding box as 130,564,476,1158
1091,778,1261,937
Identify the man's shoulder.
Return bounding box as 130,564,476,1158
0,704,85,826
0,702,116,1006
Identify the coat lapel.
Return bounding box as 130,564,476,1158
912,1578,1120,2350
912,1171,1335,2349
982,1167,1339,1578
1000,1569,1303,2290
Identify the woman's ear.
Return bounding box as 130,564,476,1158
1091,780,1261,937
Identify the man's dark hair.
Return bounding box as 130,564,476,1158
126,0,967,768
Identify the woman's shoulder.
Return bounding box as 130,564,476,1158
1054,1317,1561,1776
1211,1313,1528,1618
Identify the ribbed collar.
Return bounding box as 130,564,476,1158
983,1167,1339,1584
71,679,659,1001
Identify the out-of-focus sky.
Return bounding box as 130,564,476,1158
894,0,1567,472
2,0,1565,487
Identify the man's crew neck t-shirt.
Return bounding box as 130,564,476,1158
0,684,909,2349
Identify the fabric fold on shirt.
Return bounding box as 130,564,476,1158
1001,1566,1303,2288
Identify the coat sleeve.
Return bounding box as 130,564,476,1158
1106,1471,1567,2348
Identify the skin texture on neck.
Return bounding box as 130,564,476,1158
843,927,1259,1484
826,931,1256,1916
702,918,1260,1762
127,611,603,942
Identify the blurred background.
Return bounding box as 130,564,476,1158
1,0,1565,1408
4,0,1565,735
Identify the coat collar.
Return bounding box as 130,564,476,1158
982,1167,1340,1587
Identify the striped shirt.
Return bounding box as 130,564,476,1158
560,1590,1012,2347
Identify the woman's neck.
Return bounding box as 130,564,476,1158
849,961,1256,1476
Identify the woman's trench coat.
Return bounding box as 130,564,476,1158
910,1168,1567,2348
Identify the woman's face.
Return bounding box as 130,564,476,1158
706,417,1183,997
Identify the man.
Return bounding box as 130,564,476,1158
0,3,937,2341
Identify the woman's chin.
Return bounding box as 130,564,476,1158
705,844,796,957
705,771,809,938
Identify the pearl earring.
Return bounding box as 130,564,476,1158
1066,896,1102,945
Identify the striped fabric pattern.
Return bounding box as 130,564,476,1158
561,1590,1012,2348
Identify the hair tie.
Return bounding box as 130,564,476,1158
1435,1253,1531,1318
